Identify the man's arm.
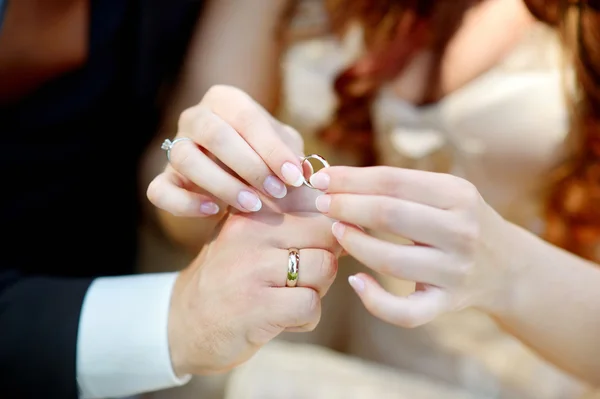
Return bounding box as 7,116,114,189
0,271,92,397
0,270,190,398
77,273,190,398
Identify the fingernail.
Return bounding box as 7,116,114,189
348,275,365,293
237,190,262,212
200,201,220,215
309,172,330,190
281,162,304,187
263,175,287,198
331,221,345,239
315,195,331,213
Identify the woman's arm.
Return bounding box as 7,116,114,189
140,0,295,252
493,225,600,385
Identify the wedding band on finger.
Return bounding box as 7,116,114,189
286,248,300,287
161,137,194,163
301,154,330,189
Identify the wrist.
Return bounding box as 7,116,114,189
474,218,531,320
167,269,193,377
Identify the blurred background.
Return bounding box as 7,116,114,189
137,1,600,398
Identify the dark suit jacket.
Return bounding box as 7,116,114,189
0,0,203,396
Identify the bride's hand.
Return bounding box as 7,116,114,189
309,166,516,328
147,85,305,217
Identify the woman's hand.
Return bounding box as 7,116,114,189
147,85,306,217
309,166,516,328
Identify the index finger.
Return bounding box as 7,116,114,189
202,85,305,188
309,166,472,209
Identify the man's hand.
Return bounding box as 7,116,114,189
166,184,341,376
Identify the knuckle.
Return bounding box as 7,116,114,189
452,221,480,253
377,255,397,276
178,107,197,130
317,250,338,283
456,179,481,206
190,111,223,148
232,104,260,131
379,167,402,195
301,289,320,317
204,84,235,101
375,200,400,232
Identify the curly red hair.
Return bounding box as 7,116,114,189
318,0,600,260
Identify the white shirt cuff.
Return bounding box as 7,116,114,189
77,272,191,399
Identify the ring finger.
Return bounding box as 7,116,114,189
264,248,338,297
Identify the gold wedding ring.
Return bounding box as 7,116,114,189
286,248,300,287
301,154,330,189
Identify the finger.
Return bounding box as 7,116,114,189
331,223,458,287
310,166,475,210
263,249,338,297
167,139,262,213
238,212,340,253
348,273,449,328
185,107,289,199
146,172,221,217
265,287,321,330
202,85,305,187
319,194,458,248
274,123,305,156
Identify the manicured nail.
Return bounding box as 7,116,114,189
348,275,365,293
315,195,331,213
309,172,330,190
263,175,287,199
281,162,304,187
331,221,345,239
200,201,220,215
237,190,262,212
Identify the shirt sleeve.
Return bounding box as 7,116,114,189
76,272,191,399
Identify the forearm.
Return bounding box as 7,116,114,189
492,223,600,385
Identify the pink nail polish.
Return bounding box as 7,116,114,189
237,190,262,212
281,162,304,187
315,195,331,213
200,202,220,215
348,275,365,293
331,221,345,239
309,172,330,191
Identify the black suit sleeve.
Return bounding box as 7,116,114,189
0,270,93,398
0,0,8,32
